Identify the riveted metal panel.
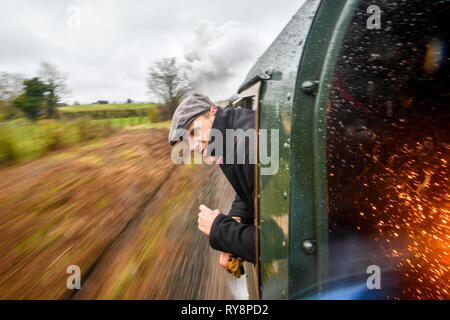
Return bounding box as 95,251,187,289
242,0,322,299
289,0,359,298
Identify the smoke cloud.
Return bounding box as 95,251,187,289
181,20,265,102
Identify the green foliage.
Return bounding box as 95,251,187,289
0,119,114,165
38,62,69,118
45,90,58,118
0,114,165,166
138,120,171,130
12,78,47,121
58,103,159,120
90,117,150,128
0,127,18,164
59,108,149,120
0,100,23,120
103,119,113,136
59,103,155,112
2,63,69,121
75,118,99,142
43,123,64,151
147,106,160,122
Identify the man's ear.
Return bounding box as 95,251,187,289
210,106,218,116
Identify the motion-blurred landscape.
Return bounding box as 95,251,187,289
0,19,248,300
0,107,239,299
0,0,306,300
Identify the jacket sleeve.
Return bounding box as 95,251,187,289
228,192,253,222
209,211,256,264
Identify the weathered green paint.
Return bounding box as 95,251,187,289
239,0,321,299
240,0,365,299
290,0,361,298
243,0,447,300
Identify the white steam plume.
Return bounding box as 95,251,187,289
181,20,265,102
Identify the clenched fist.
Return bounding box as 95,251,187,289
219,252,231,272
197,204,220,237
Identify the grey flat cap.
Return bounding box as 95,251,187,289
168,94,215,145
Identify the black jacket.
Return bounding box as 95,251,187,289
206,105,256,263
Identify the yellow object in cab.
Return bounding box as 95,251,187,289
228,254,245,278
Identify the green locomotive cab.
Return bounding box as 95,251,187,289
236,0,449,299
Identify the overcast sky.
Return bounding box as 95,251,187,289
0,0,305,104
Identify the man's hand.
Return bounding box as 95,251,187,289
197,204,220,237
219,252,231,272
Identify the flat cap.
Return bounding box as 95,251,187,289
168,94,215,145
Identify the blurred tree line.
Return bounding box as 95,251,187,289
0,62,69,121
2,57,196,122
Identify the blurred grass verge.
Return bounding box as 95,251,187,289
0,128,175,299
0,113,163,166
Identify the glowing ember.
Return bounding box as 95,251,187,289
362,141,449,299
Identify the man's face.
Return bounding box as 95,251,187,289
186,107,217,157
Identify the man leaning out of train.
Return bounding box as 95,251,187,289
168,93,256,275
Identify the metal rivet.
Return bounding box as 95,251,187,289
302,239,316,255
260,66,274,80
301,80,318,95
